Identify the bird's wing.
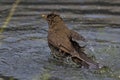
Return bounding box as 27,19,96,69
70,30,86,41
48,31,74,53
70,30,87,47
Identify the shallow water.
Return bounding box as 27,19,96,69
0,0,120,80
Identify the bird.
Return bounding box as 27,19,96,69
42,12,99,69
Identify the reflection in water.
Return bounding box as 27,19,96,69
0,0,120,80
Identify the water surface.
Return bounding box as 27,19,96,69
0,0,120,80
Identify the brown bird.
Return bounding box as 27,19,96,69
42,12,99,69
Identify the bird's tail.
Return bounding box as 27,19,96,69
71,51,99,69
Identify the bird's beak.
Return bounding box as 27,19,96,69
41,14,47,19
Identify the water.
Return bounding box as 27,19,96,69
0,0,120,80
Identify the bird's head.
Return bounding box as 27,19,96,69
41,12,63,26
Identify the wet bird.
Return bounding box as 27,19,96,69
42,12,99,69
